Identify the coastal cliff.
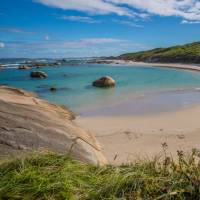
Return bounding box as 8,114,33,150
0,86,107,165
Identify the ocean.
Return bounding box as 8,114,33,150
1,59,200,116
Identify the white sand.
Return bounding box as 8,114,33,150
108,59,200,72
76,106,200,165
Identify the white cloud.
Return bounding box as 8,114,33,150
34,0,132,16
3,38,123,50
113,19,143,27
2,38,145,57
80,38,124,44
110,0,200,21
0,28,35,34
181,19,200,24
0,42,5,48
35,0,200,21
59,15,100,23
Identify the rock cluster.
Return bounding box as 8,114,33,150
18,65,30,70
87,60,114,64
18,62,61,70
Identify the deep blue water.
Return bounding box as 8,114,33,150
1,62,200,116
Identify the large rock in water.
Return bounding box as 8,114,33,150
93,76,116,88
0,86,107,165
30,71,47,79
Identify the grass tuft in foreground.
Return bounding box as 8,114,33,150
1,149,200,199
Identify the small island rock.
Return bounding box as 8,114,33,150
30,71,48,79
93,76,116,88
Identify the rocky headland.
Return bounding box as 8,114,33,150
0,86,107,165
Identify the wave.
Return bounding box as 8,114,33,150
2,63,20,69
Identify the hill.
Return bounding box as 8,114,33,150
119,42,200,64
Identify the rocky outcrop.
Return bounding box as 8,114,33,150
19,65,31,70
32,62,61,68
30,71,48,79
32,63,49,68
93,76,116,88
87,60,114,64
0,86,107,165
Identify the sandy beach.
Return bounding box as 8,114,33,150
131,62,200,72
75,60,200,165
109,59,200,72
76,105,200,165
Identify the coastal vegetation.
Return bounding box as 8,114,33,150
119,42,200,64
1,149,200,200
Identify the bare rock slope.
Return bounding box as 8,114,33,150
0,86,107,165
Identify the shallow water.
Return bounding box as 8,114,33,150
1,62,200,116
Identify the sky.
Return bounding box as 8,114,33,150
0,0,200,58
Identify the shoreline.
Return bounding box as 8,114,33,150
106,59,200,72
76,105,200,165
78,86,200,118
131,61,200,72
2,60,200,165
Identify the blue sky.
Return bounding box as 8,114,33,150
0,0,200,58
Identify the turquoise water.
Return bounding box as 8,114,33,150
1,63,200,116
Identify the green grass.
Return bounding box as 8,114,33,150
1,149,200,200
119,42,200,63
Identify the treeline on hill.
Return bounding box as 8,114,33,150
118,42,200,64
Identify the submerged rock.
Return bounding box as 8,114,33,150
93,76,116,88
0,86,107,165
30,71,48,79
35,85,70,94
50,87,57,92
